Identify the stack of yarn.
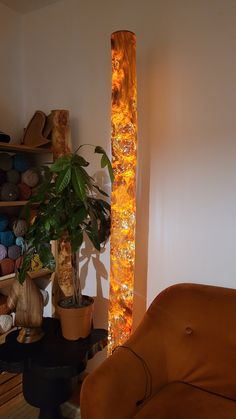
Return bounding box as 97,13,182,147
0,152,40,201
0,214,27,276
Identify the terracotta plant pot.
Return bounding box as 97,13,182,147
58,296,94,340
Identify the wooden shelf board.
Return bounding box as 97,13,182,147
0,269,52,289
0,201,28,207
27,268,52,279
0,142,52,154
0,275,15,289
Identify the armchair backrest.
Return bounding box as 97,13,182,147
127,283,236,401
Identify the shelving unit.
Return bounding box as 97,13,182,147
0,142,53,285
0,141,54,406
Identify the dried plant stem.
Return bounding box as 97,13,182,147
71,252,82,306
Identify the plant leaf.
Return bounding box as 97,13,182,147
72,154,89,167
95,146,114,183
56,167,71,193
50,155,71,172
71,166,86,201
71,229,83,253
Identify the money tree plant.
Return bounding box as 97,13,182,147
18,145,113,307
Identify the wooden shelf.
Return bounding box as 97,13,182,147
0,201,28,207
0,275,15,289
0,269,52,289
0,142,52,154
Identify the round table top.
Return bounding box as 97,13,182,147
0,317,107,379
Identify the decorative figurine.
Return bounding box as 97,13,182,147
7,274,48,343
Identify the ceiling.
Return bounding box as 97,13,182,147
0,0,62,14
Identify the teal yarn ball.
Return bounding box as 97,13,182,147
0,153,13,171
0,214,8,232
0,230,15,247
0,244,7,261
13,153,30,173
15,236,25,247
6,169,20,185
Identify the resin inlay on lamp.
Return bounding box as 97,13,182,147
108,30,137,354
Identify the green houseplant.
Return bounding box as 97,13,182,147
18,144,113,339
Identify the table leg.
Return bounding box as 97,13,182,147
38,406,64,419
22,370,72,418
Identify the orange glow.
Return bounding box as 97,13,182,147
108,31,137,354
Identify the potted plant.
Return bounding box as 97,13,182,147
18,144,113,340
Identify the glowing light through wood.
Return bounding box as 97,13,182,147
108,31,137,354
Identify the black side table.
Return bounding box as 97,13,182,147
0,317,107,419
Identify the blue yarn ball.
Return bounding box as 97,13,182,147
0,214,8,232
13,154,30,173
0,230,15,247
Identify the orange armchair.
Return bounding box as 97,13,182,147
80,283,236,418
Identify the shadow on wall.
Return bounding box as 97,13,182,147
79,238,109,329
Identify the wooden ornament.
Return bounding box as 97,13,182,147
22,111,51,148
7,274,44,343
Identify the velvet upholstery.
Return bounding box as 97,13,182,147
80,283,236,419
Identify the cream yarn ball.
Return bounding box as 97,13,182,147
13,219,28,237
21,169,39,188
0,314,13,333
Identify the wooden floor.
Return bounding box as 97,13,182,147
0,382,82,419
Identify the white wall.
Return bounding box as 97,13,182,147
20,0,236,326
146,0,236,304
0,3,24,141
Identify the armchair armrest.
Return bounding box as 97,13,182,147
80,294,168,419
80,345,148,419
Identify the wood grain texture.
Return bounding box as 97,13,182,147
50,110,74,304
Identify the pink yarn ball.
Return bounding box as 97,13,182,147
0,258,14,276
0,244,7,261
15,255,23,270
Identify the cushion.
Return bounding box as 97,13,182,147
134,382,236,419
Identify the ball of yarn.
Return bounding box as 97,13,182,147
13,153,30,173
8,217,17,230
0,244,7,261
0,213,8,231
17,182,32,200
0,230,15,247
13,219,27,237
8,245,21,261
40,289,49,306
0,315,13,333
15,236,25,247
6,169,20,185
15,255,23,270
21,169,39,188
0,258,14,276
0,153,13,171
0,182,19,201
0,170,6,185
0,295,10,315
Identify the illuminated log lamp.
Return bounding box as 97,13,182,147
108,31,137,354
